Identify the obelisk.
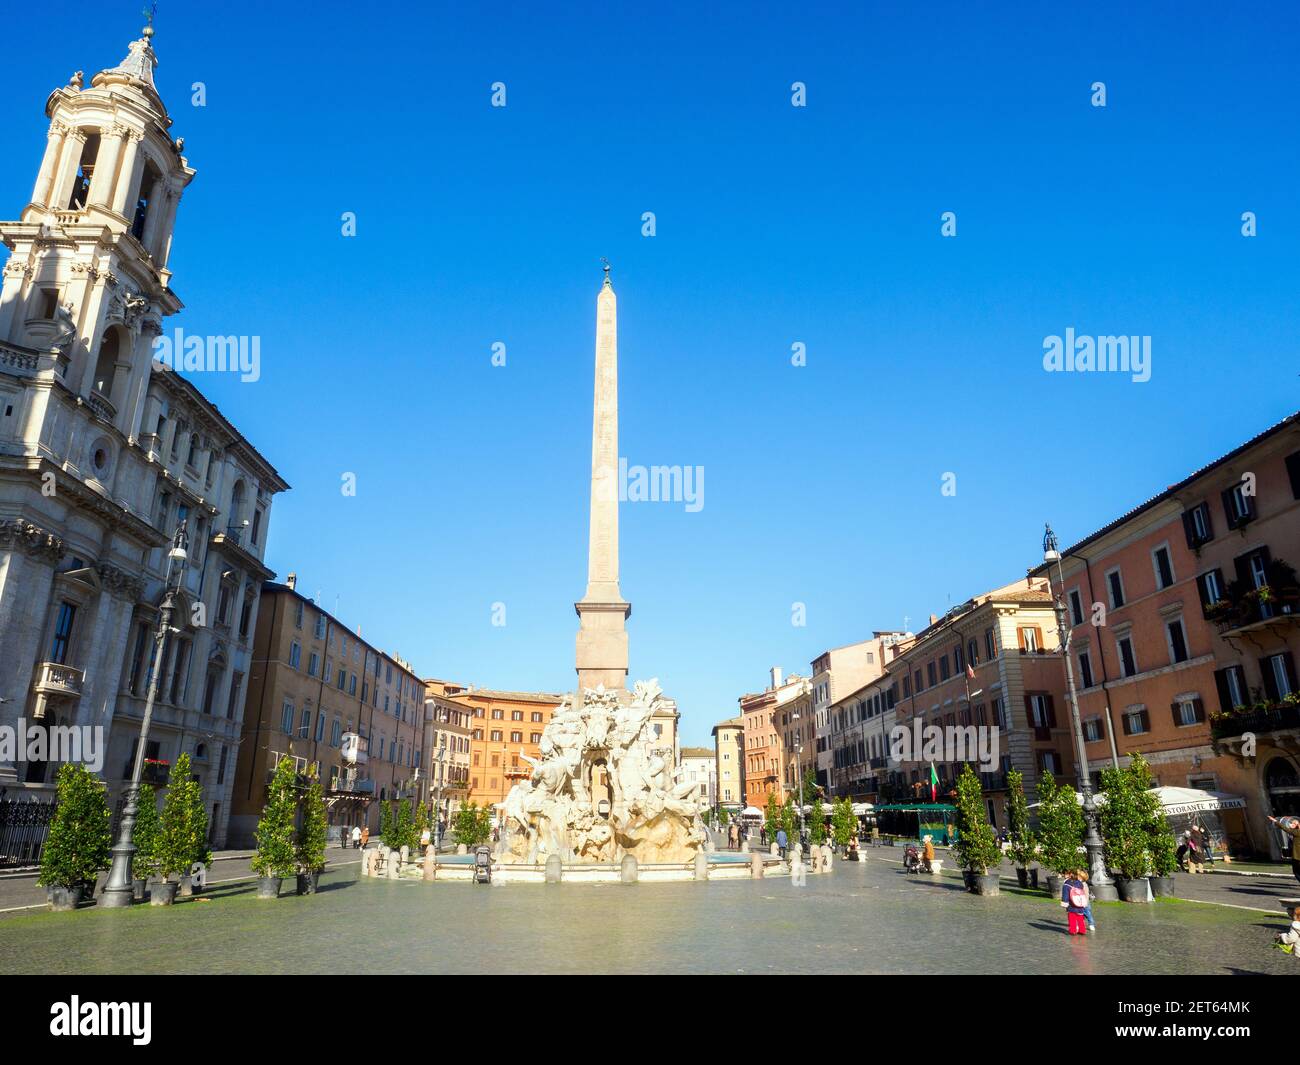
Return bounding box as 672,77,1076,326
575,261,630,692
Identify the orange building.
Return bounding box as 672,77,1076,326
739,668,810,808
1038,411,1300,857
449,688,565,815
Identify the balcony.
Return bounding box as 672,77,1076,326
1207,562,1300,636
1211,701,1300,742
340,732,368,766
33,662,84,700
87,390,116,424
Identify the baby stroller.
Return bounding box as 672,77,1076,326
904,844,923,874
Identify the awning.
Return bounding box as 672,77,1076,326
740,806,763,817
852,802,874,815
1150,786,1246,815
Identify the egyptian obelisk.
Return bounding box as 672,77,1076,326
575,261,631,692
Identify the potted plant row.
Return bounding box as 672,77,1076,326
251,757,329,898
1099,753,1179,902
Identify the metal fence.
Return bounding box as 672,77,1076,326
0,796,58,868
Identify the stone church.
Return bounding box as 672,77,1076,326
0,24,287,847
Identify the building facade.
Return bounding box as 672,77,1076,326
423,679,472,825
0,28,286,848
711,716,745,810
678,746,715,810
1038,412,1300,857
452,688,565,814
739,668,809,807
810,637,904,789
230,579,425,845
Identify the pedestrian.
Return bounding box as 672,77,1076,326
1061,868,1091,936
921,834,935,873
360,825,370,849
848,835,859,862
1077,867,1097,931
1269,815,1300,886
776,826,788,860
420,825,431,855
350,825,361,850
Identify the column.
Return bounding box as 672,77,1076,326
88,126,126,208
48,129,87,214
109,133,143,217
139,187,170,258
30,124,67,208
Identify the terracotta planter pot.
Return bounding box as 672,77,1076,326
256,876,282,899
972,873,1001,896
47,885,83,912
1149,875,1176,898
149,881,178,906
1115,876,1151,903
1046,872,1064,898
296,871,320,895
132,879,146,902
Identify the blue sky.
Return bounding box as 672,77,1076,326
5,2,1298,745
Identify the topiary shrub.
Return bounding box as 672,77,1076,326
252,757,298,879
1099,763,1147,879
38,763,111,889
1036,772,1085,875
1005,769,1037,869
158,753,209,880
131,783,161,882
296,769,328,874
954,764,1001,874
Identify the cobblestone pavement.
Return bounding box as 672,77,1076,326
0,850,1294,974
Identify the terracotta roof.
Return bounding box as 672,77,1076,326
680,747,713,759
447,689,565,705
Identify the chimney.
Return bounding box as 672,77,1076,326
929,614,938,626
770,666,782,690
286,572,297,591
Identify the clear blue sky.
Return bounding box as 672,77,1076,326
5,2,1297,746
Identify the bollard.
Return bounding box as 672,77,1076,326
740,840,749,854
769,843,779,857
456,843,467,855
545,854,563,884
620,854,638,884
808,845,820,873
423,850,436,882
750,851,764,878
399,845,410,865
694,851,709,882
386,852,400,879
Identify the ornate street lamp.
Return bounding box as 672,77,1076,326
1042,523,1118,901
101,521,189,908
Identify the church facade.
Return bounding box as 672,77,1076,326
0,26,286,848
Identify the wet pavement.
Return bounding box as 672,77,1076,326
0,851,1294,975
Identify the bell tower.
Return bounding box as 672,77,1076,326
0,21,194,439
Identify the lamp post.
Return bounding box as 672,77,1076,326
432,744,446,850
791,709,806,840
1043,523,1118,901
101,521,189,908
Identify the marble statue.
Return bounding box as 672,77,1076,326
496,679,706,865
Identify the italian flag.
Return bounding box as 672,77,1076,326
929,762,938,802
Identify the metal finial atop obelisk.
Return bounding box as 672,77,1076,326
575,262,630,692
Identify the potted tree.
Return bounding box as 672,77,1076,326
1036,772,1084,898
251,756,299,898
38,763,111,911
160,754,209,897
809,797,827,847
831,798,856,856
954,765,1002,895
1130,754,1178,897
1100,763,1150,902
131,783,160,901
1005,769,1038,888
296,769,328,895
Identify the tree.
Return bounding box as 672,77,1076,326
159,753,209,879
780,797,798,843
38,763,111,889
831,798,856,847
1099,763,1148,879
1035,772,1085,875
452,802,492,847
1005,769,1037,869
1126,753,1176,876
252,757,298,879
763,792,781,839
808,797,827,844
394,799,417,851
131,783,161,882
297,769,328,874
953,764,1001,874
379,801,392,848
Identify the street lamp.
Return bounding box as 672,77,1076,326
101,521,189,908
432,744,447,850
791,709,806,840
1043,523,1118,902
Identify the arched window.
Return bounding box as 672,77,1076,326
132,159,162,242
92,326,124,398
67,133,100,210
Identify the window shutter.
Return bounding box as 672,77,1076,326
1140,709,1151,733
1045,693,1057,727
1182,509,1197,547
1261,657,1280,702
1170,701,1182,727
1287,451,1300,501
1033,625,1045,650
1213,668,1233,713
1221,487,1240,529
1284,652,1298,695
1192,698,1205,723
1122,713,1133,736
